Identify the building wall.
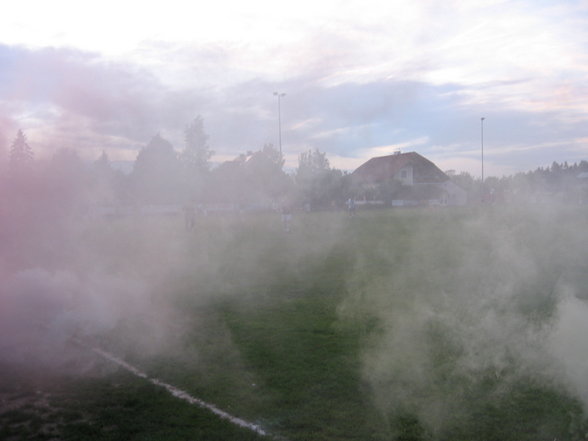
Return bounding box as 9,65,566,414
396,166,414,186
440,180,468,205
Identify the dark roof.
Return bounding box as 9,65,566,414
351,152,449,184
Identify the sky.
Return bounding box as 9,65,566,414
1,0,587,177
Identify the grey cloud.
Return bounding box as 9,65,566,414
1,40,586,174
0,44,212,153
206,73,588,174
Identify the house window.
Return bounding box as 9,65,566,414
400,170,408,179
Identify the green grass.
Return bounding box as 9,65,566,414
4,207,588,440
0,362,268,441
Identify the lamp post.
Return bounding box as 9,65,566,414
481,117,485,184
274,92,286,155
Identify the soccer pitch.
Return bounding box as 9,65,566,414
2,206,588,441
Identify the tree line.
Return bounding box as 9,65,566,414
451,160,588,204
4,118,588,215
1,117,347,214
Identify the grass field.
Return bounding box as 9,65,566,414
2,206,588,440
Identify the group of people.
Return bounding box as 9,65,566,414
281,198,356,232
184,198,359,233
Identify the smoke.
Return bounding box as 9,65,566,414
0,268,75,365
2,134,588,440
0,263,182,368
0,169,197,372
338,204,588,436
548,293,588,406
0,159,349,378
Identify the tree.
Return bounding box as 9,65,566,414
249,143,285,173
180,116,214,202
209,144,288,206
46,148,88,211
295,148,343,209
90,151,120,205
132,134,183,204
245,143,288,201
181,115,213,173
297,148,330,176
93,150,112,175
9,130,34,174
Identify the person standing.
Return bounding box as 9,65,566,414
346,198,356,216
184,203,196,230
281,205,292,232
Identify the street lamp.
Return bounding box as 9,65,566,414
274,92,286,155
481,117,485,185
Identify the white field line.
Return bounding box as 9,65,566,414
72,338,269,438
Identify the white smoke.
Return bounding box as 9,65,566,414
548,291,588,408
0,267,177,368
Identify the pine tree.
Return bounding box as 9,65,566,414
93,150,114,178
181,116,213,173
9,130,34,172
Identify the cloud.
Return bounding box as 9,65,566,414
211,74,587,176
1,0,588,176
0,44,213,159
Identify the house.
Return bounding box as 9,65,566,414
351,151,467,206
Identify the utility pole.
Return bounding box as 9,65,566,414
274,92,286,156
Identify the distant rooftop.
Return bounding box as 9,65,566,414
351,151,449,184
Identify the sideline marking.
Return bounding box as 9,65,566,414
74,339,270,438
